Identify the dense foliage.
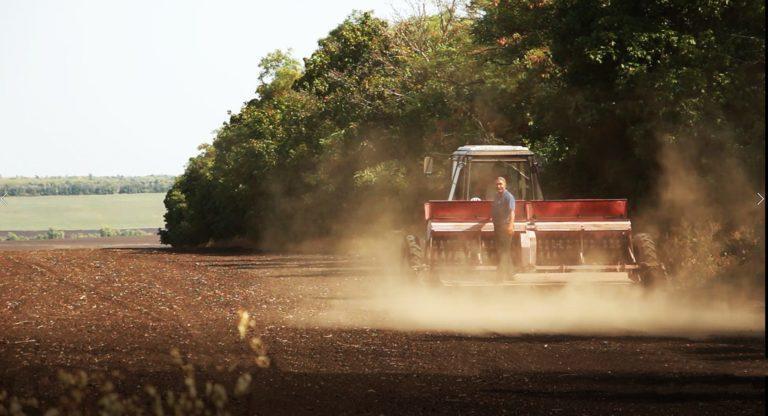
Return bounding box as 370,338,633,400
1,175,175,196
162,1,764,274
473,0,765,202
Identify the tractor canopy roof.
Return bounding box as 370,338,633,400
452,145,533,158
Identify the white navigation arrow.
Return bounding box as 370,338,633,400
0,192,7,206
758,192,765,206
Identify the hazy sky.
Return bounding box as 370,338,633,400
0,0,415,177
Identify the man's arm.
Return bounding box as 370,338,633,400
507,195,515,234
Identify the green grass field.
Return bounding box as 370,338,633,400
0,193,166,231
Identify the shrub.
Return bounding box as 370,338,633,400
118,229,149,237
99,227,119,237
46,229,65,240
30,230,66,240
4,232,29,241
99,228,149,237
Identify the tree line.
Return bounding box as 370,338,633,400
161,1,764,281
1,175,175,196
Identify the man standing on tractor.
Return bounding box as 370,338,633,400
492,176,515,280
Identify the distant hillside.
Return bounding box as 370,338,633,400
0,175,175,196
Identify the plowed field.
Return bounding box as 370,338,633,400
0,246,765,415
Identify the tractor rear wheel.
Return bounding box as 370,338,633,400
631,233,667,288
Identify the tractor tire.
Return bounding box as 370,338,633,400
401,234,424,283
632,233,667,288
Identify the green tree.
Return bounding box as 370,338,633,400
472,0,764,201
162,2,764,263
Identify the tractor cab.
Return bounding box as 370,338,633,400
425,145,544,201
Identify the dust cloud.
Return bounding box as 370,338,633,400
635,138,765,289
309,133,764,338
309,235,763,337
310,274,764,337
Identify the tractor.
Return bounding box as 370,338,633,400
402,145,665,286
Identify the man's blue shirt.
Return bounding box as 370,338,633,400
492,190,515,225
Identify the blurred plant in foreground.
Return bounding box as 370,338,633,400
0,310,268,416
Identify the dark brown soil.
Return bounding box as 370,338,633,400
0,247,765,415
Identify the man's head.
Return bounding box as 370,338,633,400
495,176,506,194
